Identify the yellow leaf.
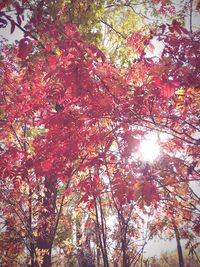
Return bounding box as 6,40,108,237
179,183,189,195
175,89,186,95
54,48,61,57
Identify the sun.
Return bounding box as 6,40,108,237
139,133,160,162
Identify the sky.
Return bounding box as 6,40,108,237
0,23,23,43
144,238,186,258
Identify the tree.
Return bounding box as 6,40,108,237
0,0,200,266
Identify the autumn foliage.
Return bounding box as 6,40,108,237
0,0,200,266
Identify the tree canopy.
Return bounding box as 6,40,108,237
0,1,200,267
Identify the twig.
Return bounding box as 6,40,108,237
189,0,193,33
99,19,127,39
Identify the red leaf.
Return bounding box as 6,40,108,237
48,55,58,67
162,84,174,98
93,175,100,185
10,19,15,34
65,23,79,38
151,77,162,87
17,15,22,26
194,223,200,234
97,50,106,62
17,38,33,58
197,0,200,11
41,159,53,172
13,178,22,188
64,188,72,195
0,18,7,28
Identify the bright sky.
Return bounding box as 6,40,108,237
144,238,187,257
0,24,23,43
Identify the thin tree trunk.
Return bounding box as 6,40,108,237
94,223,101,267
28,188,35,267
76,215,82,247
121,229,128,267
122,240,128,267
37,176,57,267
30,239,35,267
173,222,185,267
96,244,101,267
94,197,108,267
99,196,109,267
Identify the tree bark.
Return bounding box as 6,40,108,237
94,197,109,267
99,196,109,267
28,188,35,267
37,176,57,267
173,222,185,267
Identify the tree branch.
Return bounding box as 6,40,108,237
99,19,127,39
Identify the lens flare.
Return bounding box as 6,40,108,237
139,133,160,162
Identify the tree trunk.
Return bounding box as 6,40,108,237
37,176,57,267
173,222,185,267
76,214,83,247
30,242,35,267
37,238,52,267
94,197,109,267
28,188,35,267
99,197,110,267
121,236,128,267
96,236,101,267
